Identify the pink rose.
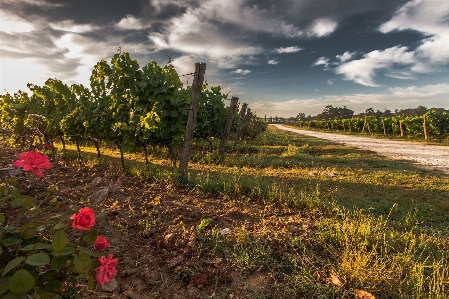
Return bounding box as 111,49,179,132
95,254,118,286
94,236,110,251
70,207,95,230
13,151,52,177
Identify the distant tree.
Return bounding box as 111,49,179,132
296,112,306,120
315,105,354,120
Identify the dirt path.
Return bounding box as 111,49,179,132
273,124,449,173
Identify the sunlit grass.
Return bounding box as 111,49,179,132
47,125,449,298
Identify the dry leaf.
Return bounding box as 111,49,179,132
356,289,375,299
328,271,343,288
192,273,210,286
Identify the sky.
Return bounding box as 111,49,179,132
1,0,449,118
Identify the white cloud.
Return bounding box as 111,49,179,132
0,11,34,34
314,57,329,68
336,46,415,87
115,15,152,30
336,51,356,63
268,59,278,65
251,83,449,117
50,20,100,33
380,0,449,66
307,18,338,37
53,33,116,86
0,57,50,93
275,46,303,53
234,69,251,75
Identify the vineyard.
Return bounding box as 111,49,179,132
0,51,266,171
2,52,449,299
286,112,449,141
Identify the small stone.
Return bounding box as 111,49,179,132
101,278,119,292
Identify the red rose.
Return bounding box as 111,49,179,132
94,236,110,251
70,207,95,230
13,151,52,178
95,254,118,285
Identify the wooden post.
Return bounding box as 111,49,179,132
179,63,206,176
234,103,247,142
423,116,428,141
219,97,239,154
241,108,252,141
382,119,386,135
399,120,404,137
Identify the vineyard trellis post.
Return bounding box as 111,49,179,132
382,118,386,135
423,116,428,141
219,96,239,154
241,108,252,141
234,103,248,142
179,62,207,177
400,120,404,137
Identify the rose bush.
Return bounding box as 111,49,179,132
0,150,119,298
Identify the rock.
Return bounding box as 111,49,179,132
101,278,119,292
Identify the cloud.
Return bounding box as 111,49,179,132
234,69,251,75
335,46,415,87
336,51,356,63
50,20,100,33
314,57,330,68
0,11,34,34
268,59,278,65
275,46,303,53
115,15,152,30
379,0,449,67
251,83,449,117
307,18,338,37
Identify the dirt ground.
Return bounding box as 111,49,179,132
274,124,449,173
0,143,307,299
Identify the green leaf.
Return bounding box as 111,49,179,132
0,277,9,295
10,198,27,207
2,257,25,277
50,256,68,271
2,238,22,247
52,230,67,252
53,221,67,231
88,273,94,290
78,247,96,257
95,210,108,224
25,253,50,266
0,214,5,225
85,229,97,245
73,254,91,274
51,247,75,256
1,291,26,299
43,280,62,293
20,227,36,239
8,270,35,293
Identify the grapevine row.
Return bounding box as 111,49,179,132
0,52,267,169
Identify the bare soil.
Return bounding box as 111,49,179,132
0,143,307,299
274,124,449,173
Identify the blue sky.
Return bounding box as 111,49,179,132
1,0,448,117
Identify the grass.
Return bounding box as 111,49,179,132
49,125,449,298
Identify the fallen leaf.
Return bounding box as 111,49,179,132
329,271,343,288
356,289,375,299
192,273,210,286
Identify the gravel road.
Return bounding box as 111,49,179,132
272,124,449,173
